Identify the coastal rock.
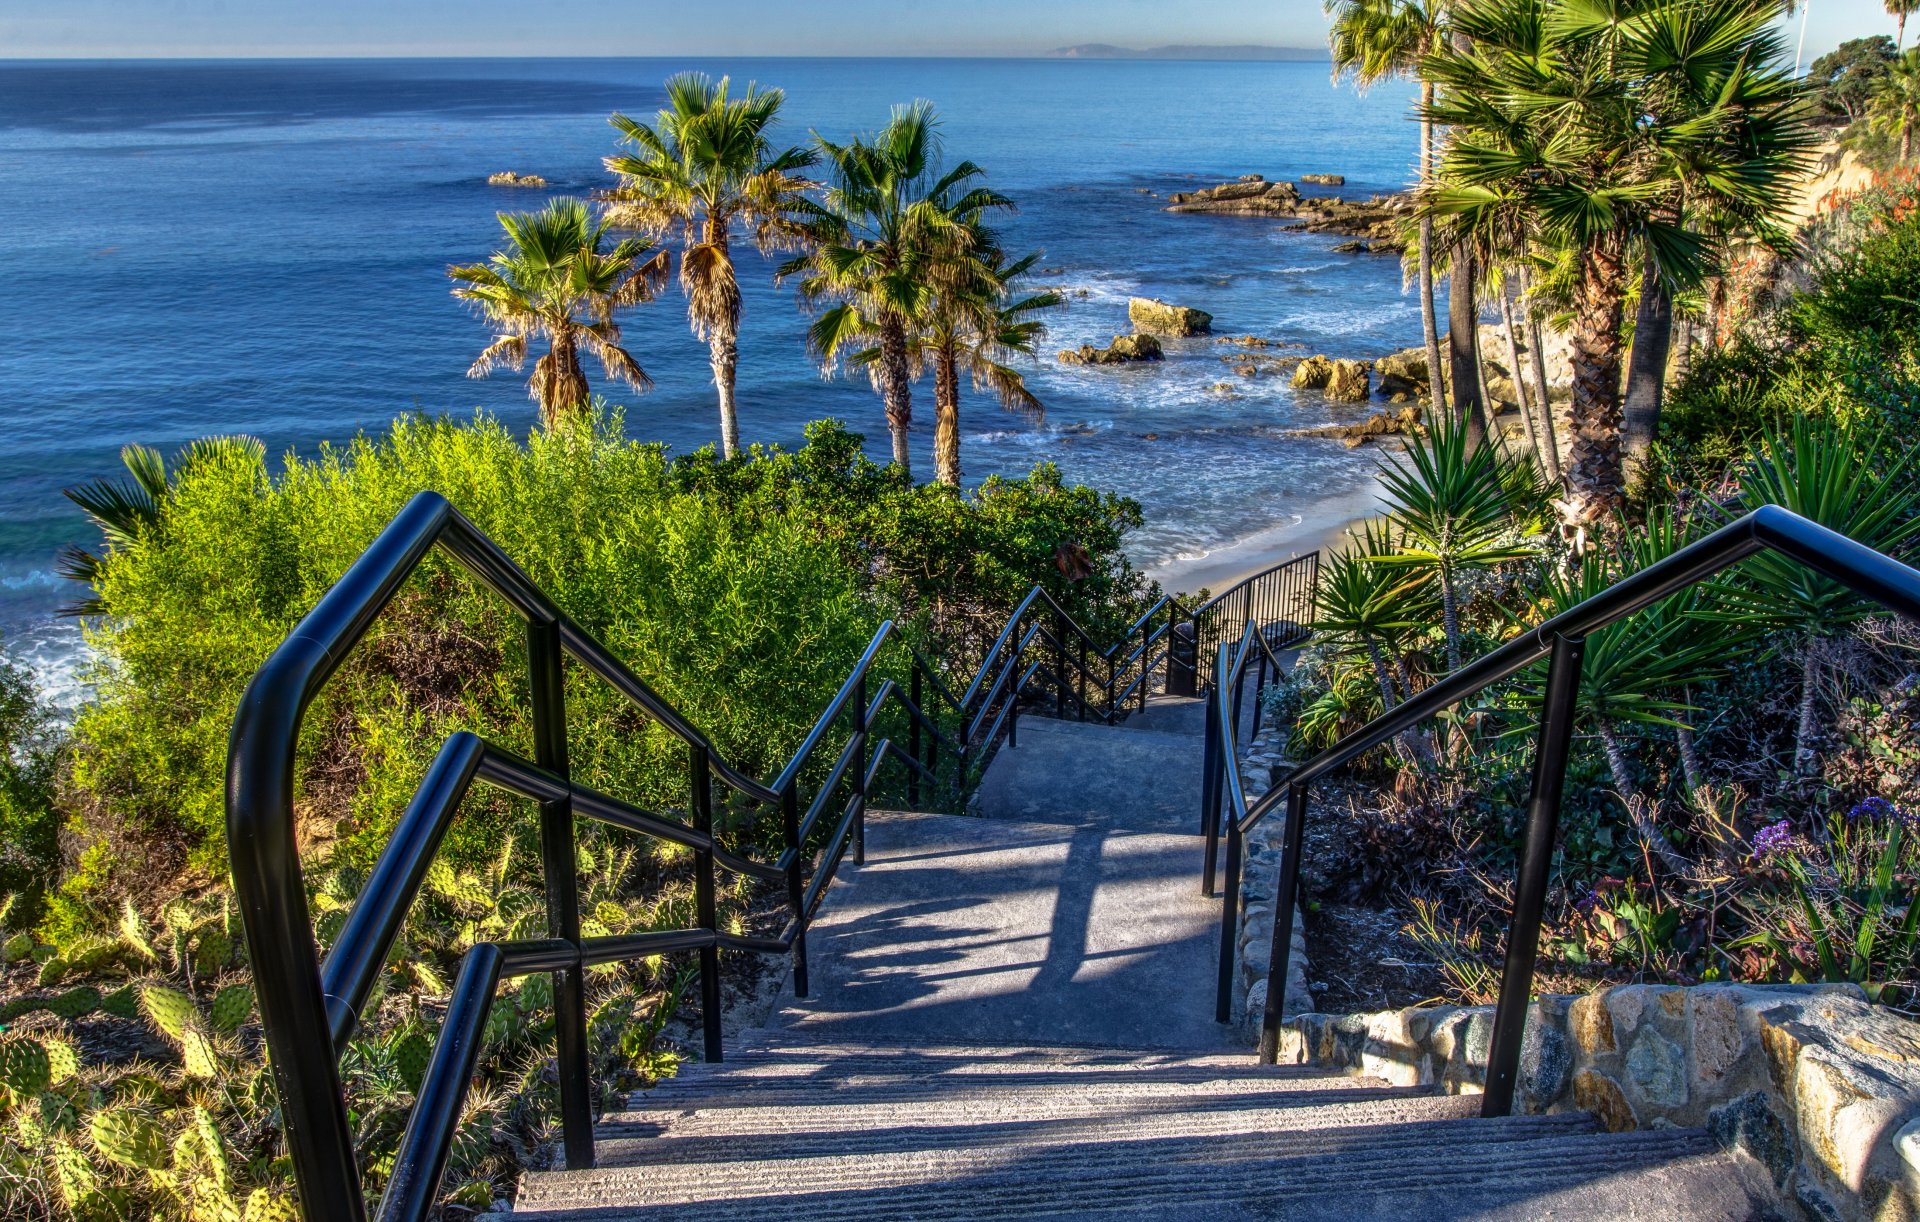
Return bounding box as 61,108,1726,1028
487,171,548,187
1291,355,1335,389
1374,347,1432,397
1301,173,1346,186
1216,335,1272,348
1326,358,1370,402
1295,405,1420,445
1058,333,1164,366
1164,174,1410,248
1332,240,1386,255
1129,297,1214,336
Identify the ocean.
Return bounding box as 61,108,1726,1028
0,56,1430,704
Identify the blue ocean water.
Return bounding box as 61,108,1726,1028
0,57,1429,700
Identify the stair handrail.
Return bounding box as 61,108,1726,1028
1207,504,1920,1120
227,491,969,1222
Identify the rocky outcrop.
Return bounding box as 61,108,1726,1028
1166,174,1410,250
1129,297,1213,336
487,171,547,187
1301,173,1345,185
1290,354,1370,401
1281,983,1920,1222
1295,404,1422,447
1058,333,1164,365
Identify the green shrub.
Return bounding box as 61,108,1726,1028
0,640,59,917
50,411,1151,932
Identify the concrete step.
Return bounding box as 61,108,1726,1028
1114,695,1207,738
973,716,1205,831
513,1117,1766,1220
766,810,1233,1051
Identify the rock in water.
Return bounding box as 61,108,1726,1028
1058,333,1165,365
1128,297,1214,336
1301,173,1345,186
488,171,548,187
1326,359,1371,402
1374,347,1433,397
1290,355,1335,389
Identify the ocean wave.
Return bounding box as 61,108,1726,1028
1,569,60,591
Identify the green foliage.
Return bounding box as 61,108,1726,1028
1809,36,1899,125
0,639,59,917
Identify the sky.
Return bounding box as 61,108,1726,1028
0,0,1900,62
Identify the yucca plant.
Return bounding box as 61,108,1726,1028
1370,412,1534,672
1712,415,1920,775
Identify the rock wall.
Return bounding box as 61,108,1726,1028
1280,983,1920,1221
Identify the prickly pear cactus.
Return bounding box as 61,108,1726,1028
242,1187,299,1222
90,1107,168,1170
140,984,199,1041
209,984,253,1034
180,1030,220,1080
0,1037,53,1100
391,1028,433,1093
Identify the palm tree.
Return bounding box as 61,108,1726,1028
449,198,667,429
1422,0,1815,524
1892,0,1920,48
1871,48,1920,161
1314,520,1439,764
1328,0,1450,419
603,74,816,459
912,248,1061,487
783,102,1010,477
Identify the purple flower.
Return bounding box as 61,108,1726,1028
1847,796,1919,829
1752,820,1797,857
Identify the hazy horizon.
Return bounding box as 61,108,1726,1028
0,0,1898,64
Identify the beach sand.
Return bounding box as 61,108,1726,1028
1146,473,1384,599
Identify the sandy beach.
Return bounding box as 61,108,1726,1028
1146,471,1383,598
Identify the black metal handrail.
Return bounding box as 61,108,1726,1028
1177,552,1321,693
228,491,969,1222
1207,504,1920,1119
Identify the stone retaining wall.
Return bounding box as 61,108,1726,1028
1230,719,1311,1034
1280,983,1920,1221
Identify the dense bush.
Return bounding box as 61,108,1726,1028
0,641,59,915
48,410,1151,936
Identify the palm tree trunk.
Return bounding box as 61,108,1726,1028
1499,278,1542,464
933,345,962,487
1795,637,1826,777
1366,638,1401,710
1623,248,1674,476
543,331,590,429
879,316,913,475
1596,719,1691,876
1564,235,1630,526
1439,564,1463,674
711,325,742,459
1670,315,1694,389
1518,264,1562,480
1419,88,1448,420
1448,245,1489,447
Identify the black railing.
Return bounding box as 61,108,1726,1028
227,492,968,1222
1178,552,1320,694
1206,505,1920,1118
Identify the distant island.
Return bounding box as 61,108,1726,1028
1045,43,1328,62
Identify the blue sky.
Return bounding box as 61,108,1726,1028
0,0,1898,62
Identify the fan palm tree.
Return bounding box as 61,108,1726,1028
1328,0,1451,419
1871,48,1920,161
1314,520,1440,763
912,248,1061,487
782,102,1010,477
603,74,816,459
1422,0,1815,524
449,198,667,429
1892,0,1920,48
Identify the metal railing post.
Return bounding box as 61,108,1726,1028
1260,781,1310,1064
782,781,808,998
1200,689,1222,896
1009,631,1022,749
1482,632,1585,1117
529,619,593,1170
1215,819,1242,1023
908,666,923,809
690,741,724,1064
854,673,869,867
1078,633,1090,722
1052,608,1068,718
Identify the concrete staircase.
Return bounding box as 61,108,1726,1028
510,697,1777,1220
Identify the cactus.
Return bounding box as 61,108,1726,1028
49,1136,99,1210
243,1188,299,1222
141,983,199,1040
390,1028,433,1093
1,930,31,963
193,929,234,974
91,1107,169,1170
0,1037,53,1099
42,1037,79,1083
209,984,253,1034
180,1029,219,1079
120,898,158,962
101,982,138,1018
44,984,105,1021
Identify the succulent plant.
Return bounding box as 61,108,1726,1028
208,984,253,1035
90,1107,168,1171
140,984,198,1042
